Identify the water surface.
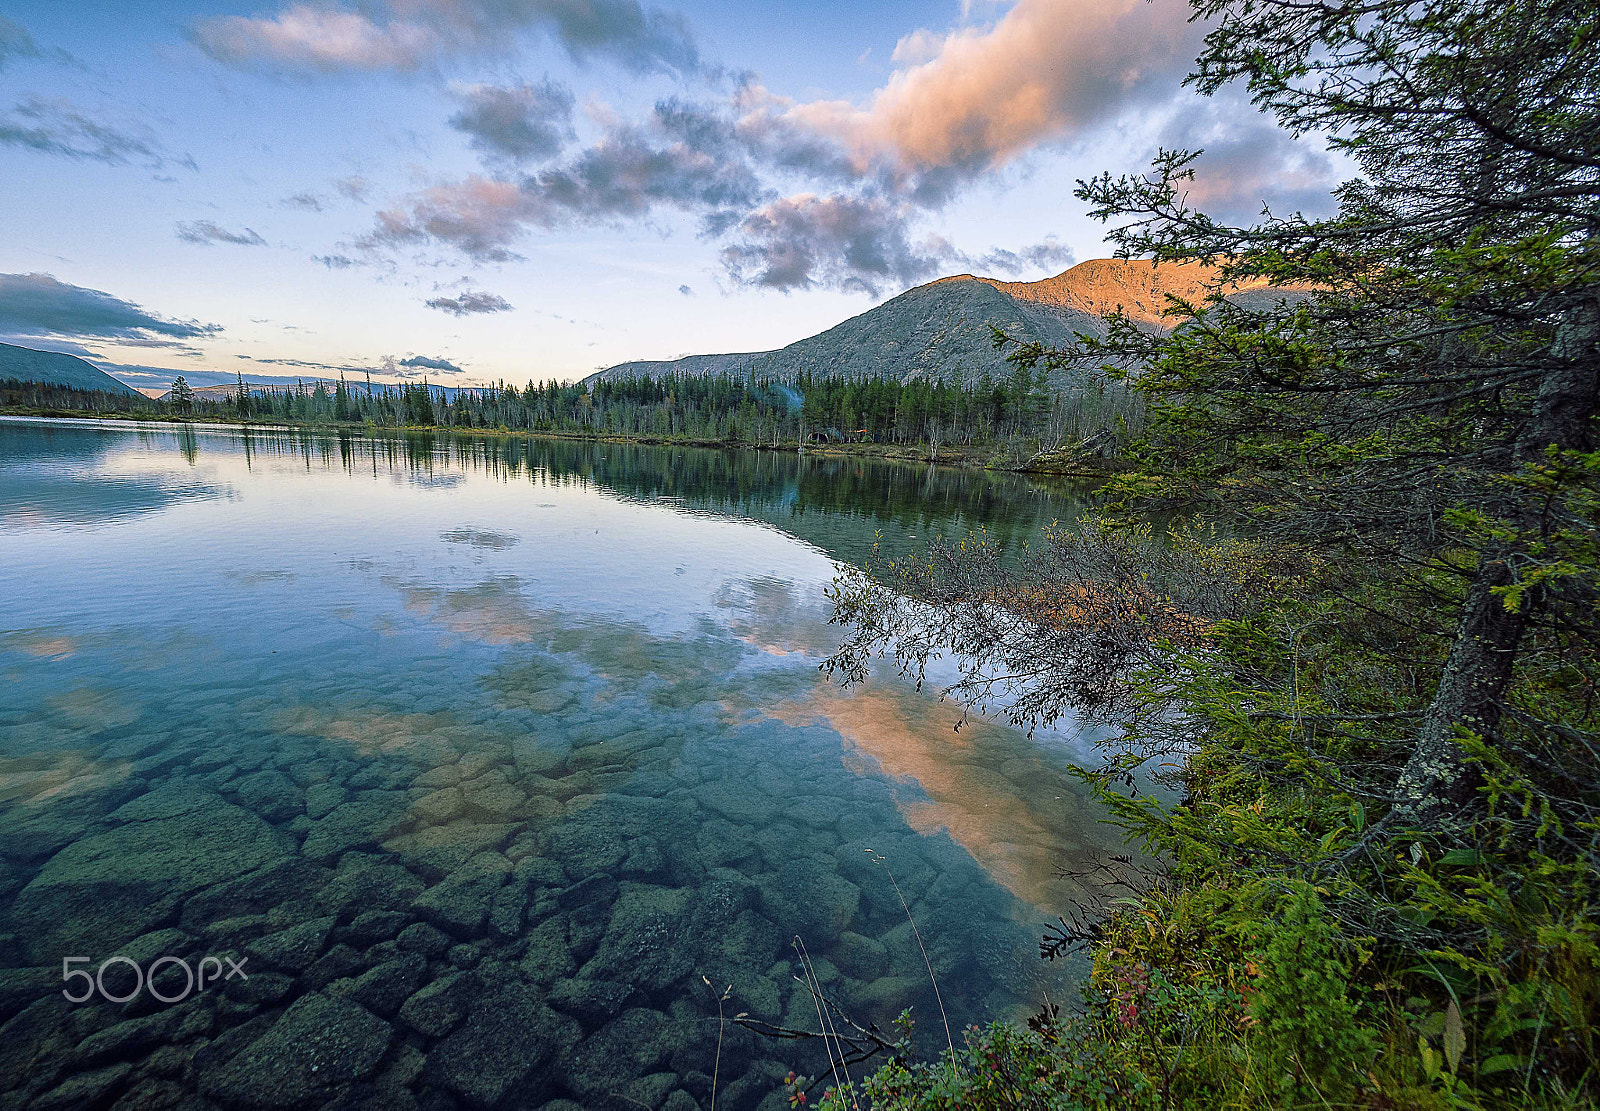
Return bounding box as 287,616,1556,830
0,418,1117,1111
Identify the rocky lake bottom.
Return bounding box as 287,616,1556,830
0,420,1117,1110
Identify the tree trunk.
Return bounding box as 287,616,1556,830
1518,295,1599,460
1391,558,1526,827
1393,290,1598,829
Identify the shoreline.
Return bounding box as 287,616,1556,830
0,406,1116,478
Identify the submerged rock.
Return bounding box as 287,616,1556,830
520,915,578,985
757,857,860,948
182,856,330,929
13,799,293,961
396,922,453,957
334,952,429,1017
30,1062,132,1111
545,811,628,875
198,992,393,1107
410,851,510,936
299,794,410,862
316,853,425,919
108,781,219,823
303,782,346,819
72,1001,212,1068
384,821,519,880
830,931,889,981
556,1007,671,1104
546,977,642,1027
411,786,465,826
244,914,336,972
578,886,692,991
424,978,579,1108
233,769,303,823
396,969,476,1038
693,779,774,825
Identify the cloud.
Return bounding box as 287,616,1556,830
335,175,370,201
787,0,1202,177
0,273,220,341
191,0,700,78
355,77,1114,292
349,3,1330,296
973,236,1075,277
398,353,463,373
678,284,693,296
175,221,268,246
530,117,767,224
0,17,40,70
889,28,943,66
282,191,324,211
1156,97,1340,223
360,112,772,262
254,356,378,373
425,290,513,315
720,194,944,295
192,5,435,73
449,80,574,167
0,97,191,169
366,177,541,262
313,253,358,268
359,98,778,262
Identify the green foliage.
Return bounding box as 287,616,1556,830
169,374,194,410
1248,884,1377,1100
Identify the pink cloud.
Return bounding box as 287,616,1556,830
788,0,1202,174
193,5,436,72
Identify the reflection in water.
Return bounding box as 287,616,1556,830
0,418,230,529
768,682,1105,913
0,418,1116,1111
3,417,1081,562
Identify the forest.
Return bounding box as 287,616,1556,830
1,362,1142,456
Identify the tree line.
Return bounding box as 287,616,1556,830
6,364,1144,451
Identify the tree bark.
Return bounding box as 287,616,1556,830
1393,290,1598,829
1518,294,1599,461
1391,558,1526,827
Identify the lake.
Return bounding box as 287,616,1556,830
0,416,1122,1111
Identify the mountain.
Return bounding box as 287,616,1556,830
598,351,773,380
589,259,1285,389
0,342,141,396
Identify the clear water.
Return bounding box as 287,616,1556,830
0,417,1120,1111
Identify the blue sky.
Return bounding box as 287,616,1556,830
0,0,1338,390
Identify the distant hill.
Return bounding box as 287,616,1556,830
589,259,1289,390
0,342,140,396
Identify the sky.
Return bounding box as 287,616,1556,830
0,0,1340,390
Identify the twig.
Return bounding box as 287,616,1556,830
702,975,731,1111
867,848,955,1065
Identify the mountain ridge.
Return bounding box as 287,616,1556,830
0,342,141,396
588,258,1284,390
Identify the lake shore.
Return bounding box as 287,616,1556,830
0,405,1118,478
